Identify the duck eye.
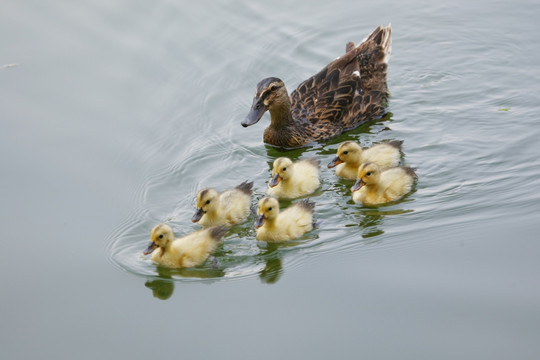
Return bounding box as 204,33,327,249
268,207,273,211
205,199,211,204
282,167,287,171
366,172,371,176
158,234,164,239
343,151,348,155
270,85,277,91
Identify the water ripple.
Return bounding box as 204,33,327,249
106,10,540,283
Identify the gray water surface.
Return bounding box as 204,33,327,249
1,0,540,359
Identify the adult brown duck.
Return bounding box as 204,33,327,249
241,24,392,148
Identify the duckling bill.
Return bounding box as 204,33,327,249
242,25,392,148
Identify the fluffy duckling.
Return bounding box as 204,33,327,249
351,162,416,205
267,157,320,199
328,140,403,180
192,181,254,227
143,223,228,268
255,197,315,243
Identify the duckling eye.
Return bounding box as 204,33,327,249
366,172,372,176
343,151,348,155
282,167,287,171
205,199,211,204
270,85,277,92
268,207,273,211
158,234,164,239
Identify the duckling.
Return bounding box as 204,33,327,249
267,157,320,199
255,197,315,243
241,25,392,148
143,223,228,268
328,140,403,180
351,162,416,205
192,181,254,227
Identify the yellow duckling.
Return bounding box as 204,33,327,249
192,181,254,227
267,157,320,199
255,197,315,243
143,223,228,268
328,140,403,180
351,162,416,205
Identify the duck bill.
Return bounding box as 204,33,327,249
268,173,282,187
143,241,158,255
241,97,267,127
254,214,266,228
191,208,204,223
327,156,343,168
351,179,365,192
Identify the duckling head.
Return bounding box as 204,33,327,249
328,141,363,168
192,188,219,222
143,223,174,255
351,162,380,192
241,78,288,127
269,157,293,187
255,197,280,228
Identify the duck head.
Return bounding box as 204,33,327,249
351,162,380,192
241,77,288,127
328,141,363,168
269,157,293,187
192,188,219,222
255,197,280,228
144,223,175,255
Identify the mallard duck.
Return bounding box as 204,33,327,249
192,181,254,227
255,197,315,243
351,163,416,205
267,157,320,199
143,223,228,268
328,140,403,180
241,25,392,148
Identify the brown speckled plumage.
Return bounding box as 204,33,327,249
242,25,392,148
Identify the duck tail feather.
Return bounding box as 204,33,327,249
401,166,417,178
380,24,392,64
297,198,316,213
208,225,229,242
236,180,254,195
360,24,392,65
305,157,321,168
387,139,404,150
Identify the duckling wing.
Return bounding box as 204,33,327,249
381,167,415,201
294,160,321,192
284,200,315,237
219,189,251,224
171,231,220,267
363,143,401,169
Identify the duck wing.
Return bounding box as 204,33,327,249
290,25,391,140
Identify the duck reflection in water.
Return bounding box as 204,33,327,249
258,244,284,284
350,207,415,241
144,265,226,300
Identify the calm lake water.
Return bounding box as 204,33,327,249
2,0,540,358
